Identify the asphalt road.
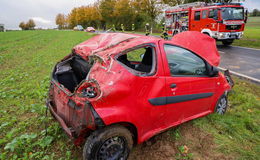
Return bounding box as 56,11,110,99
218,45,260,80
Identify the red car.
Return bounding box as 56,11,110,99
47,31,233,160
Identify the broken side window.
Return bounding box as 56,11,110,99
117,46,155,75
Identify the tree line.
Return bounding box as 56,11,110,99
55,0,245,31
19,19,36,30
250,9,260,17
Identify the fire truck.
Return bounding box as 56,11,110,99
165,2,248,46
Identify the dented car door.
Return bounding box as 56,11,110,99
158,42,217,125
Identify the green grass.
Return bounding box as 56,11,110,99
194,77,260,159
233,17,260,48
0,30,259,159
0,30,94,159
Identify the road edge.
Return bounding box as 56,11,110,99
218,67,260,85
233,46,260,51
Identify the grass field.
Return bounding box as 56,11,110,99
233,17,260,49
0,30,259,160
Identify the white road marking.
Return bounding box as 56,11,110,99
219,51,225,54
218,67,260,84
233,46,260,51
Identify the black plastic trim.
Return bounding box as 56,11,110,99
149,92,213,106
87,102,105,129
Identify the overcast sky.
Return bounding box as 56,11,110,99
0,0,259,30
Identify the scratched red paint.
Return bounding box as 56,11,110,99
47,31,232,146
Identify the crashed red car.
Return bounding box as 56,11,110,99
47,31,233,160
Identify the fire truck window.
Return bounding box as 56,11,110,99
194,11,201,21
202,10,208,19
209,9,218,20
164,45,207,76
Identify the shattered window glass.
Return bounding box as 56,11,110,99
127,48,145,62
117,47,154,73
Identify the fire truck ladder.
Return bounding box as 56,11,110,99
167,2,206,10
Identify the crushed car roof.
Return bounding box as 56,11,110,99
74,33,159,57
74,32,220,66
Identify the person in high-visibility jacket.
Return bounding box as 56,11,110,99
121,24,125,32
131,24,135,33
161,23,168,40
112,24,116,32
145,23,150,36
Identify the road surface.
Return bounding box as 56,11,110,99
218,45,260,80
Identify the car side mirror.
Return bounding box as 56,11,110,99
207,63,219,77
245,9,248,23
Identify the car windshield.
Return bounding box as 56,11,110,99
221,7,244,20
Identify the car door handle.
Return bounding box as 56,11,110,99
170,83,177,88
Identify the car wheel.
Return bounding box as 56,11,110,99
83,125,133,160
215,95,228,115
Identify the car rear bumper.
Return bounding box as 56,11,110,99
46,100,76,138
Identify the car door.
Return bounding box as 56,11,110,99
160,42,217,125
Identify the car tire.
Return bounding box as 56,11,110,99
83,125,133,160
215,94,228,115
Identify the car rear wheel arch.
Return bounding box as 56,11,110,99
108,122,138,144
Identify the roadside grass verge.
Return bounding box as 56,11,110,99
0,30,259,159
194,77,260,159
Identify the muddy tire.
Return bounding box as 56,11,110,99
215,94,228,115
222,40,233,46
83,125,133,160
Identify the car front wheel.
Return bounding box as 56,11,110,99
83,125,133,160
215,95,228,115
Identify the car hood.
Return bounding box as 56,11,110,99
171,31,220,66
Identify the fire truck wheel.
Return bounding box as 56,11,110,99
83,125,133,160
222,40,233,46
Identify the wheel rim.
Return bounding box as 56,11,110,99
216,97,227,114
98,136,126,160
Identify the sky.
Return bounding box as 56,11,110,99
0,0,260,30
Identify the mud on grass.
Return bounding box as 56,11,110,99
0,30,260,160
129,122,231,160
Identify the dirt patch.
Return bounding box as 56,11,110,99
129,122,233,160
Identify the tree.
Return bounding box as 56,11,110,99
113,0,136,30
27,19,36,30
19,22,26,30
133,0,162,27
252,9,260,17
56,13,67,29
99,0,116,29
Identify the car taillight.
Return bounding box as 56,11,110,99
82,86,97,98
77,81,100,98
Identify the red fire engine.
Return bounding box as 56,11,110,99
165,2,248,45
